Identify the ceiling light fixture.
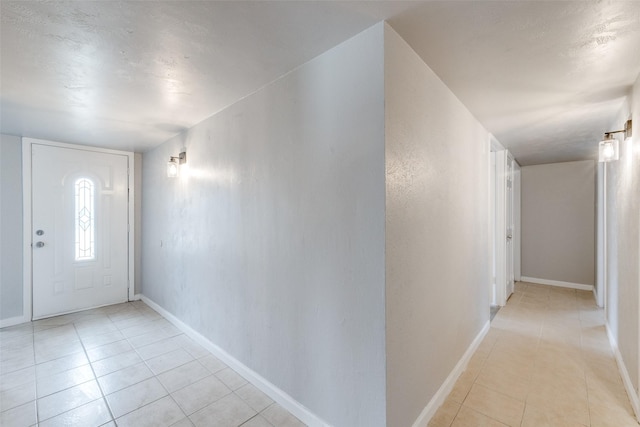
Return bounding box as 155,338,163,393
598,119,632,163
167,151,187,177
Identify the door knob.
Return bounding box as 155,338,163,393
35,242,45,248
36,230,44,236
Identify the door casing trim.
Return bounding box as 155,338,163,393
22,138,135,321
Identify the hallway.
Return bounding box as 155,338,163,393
429,282,638,427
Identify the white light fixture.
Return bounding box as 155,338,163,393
598,119,632,163
599,135,619,162
167,151,186,177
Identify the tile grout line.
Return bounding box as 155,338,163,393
118,304,274,426
72,321,117,425
110,303,192,425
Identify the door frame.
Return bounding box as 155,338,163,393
22,138,135,321
488,135,507,307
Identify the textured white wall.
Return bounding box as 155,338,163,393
141,24,386,427
1,134,23,321
605,75,640,392
384,25,490,427
521,160,596,286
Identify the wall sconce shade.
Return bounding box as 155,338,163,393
167,151,187,177
599,137,619,162
598,119,631,163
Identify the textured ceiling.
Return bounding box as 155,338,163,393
389,1,640,165
0,1,413,152
2,1,640,165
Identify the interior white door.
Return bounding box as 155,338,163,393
505,154,515,299
32,144,129,319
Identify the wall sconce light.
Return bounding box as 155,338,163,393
598,119,632,163
167,151,186,177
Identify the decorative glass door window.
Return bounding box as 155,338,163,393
75,178,95,260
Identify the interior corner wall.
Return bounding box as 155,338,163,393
520,160,596,286
384,24,490,427
605,75,640,393
141,23,386,427
1,133,24,321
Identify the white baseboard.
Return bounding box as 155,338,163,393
131,293,142,301
520,276,593,291
606,323,640,423
412,320,491,427
0,315,29,328
140,295,331,427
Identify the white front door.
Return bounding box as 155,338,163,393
32,143,130,319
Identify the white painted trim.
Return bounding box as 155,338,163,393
22,138,135,322
513,162,521,282
140,295,332,427
0,315,29,328
606,323,640,422
520,276,593,291
131,293,142,301
22,141,33,322
412,320,491,427
495,150,507,306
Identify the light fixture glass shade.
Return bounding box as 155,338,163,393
167,159,179,177
598,138,619,162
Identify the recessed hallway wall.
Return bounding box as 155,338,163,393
521,160,596,287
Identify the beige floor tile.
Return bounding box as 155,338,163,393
0,401,38,427
260,403,305,427
171,375,232,415
427,398,460,427
39,398,112,427
589,401,639,427
429,284,634,427
521,404,588,427
37,380,102,421
463,383,524,426
0,381,36,412
448,369,476,404
115,395,185,427
105,377,167,418
189,393,256,427
235,383,274,413
475,364,530,402
241,415,274,427
215,367,248,391
2,301,304,427
451,406,508,427
482,354,533,382
157,360,212,393
586,373,631,409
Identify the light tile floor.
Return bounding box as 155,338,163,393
0,300,306,427
429,282,639,427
